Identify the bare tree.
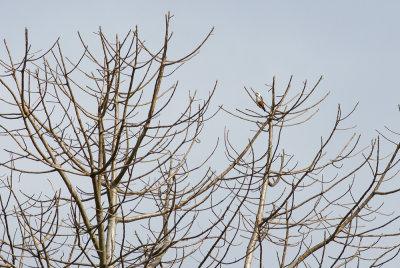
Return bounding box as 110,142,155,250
0,14,220,267
235,78,400,267
1,13,400,268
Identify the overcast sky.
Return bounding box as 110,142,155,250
1,1,400,266
2,0,400,193
1,1,399,182
2,1,399,137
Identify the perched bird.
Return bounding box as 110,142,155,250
255,92,266,111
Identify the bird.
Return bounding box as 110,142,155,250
255,92,266,111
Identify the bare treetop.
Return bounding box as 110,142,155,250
1,13,400,268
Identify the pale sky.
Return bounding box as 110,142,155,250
2,1,398,137
1,1,400,266
2,1,399,117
